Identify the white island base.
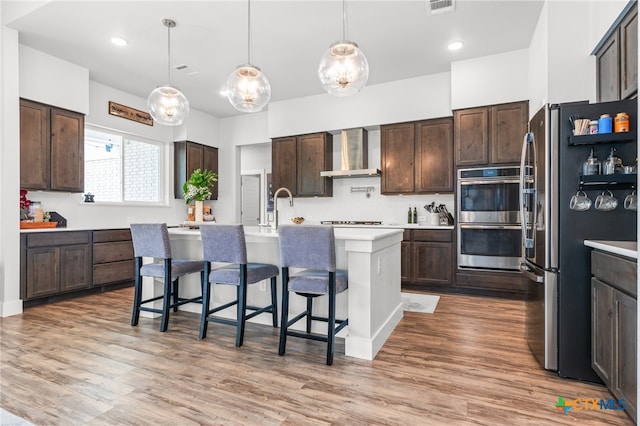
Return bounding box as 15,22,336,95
142,226,403,360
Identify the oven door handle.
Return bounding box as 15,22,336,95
459,179,519,185
459,224,522,230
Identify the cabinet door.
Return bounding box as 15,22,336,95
415,118,453,193
381,122,415,194
490,102,528,164
26,247,60,299
401,241,411,282
597,31,620,102
272,137,297,196
20,99,50,190
297,133,332,197
454,107,489,166
203,146,219,200
50,107,84,192
620,6,638,99
412,241,453,286
186,142,204,177
59,245,91,292
612,289,637,419
591,278,613,386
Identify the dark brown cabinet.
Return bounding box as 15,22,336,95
21,231,91,301
20,98,85,192
381,117,454,194
454,101,528,167
591,249,637,422
596,4,638,101
174,141,219,200
401,229,454,289
271,132,332,197
92,229,134,286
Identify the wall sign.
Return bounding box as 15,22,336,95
108,101,153,126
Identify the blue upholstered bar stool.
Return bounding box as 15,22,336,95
130,223,204,332
277,225,349,365
199,224,279,347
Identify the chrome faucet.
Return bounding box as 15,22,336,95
272,187,293,229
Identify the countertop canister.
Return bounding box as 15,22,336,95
614,112,629,133
598,114,612,134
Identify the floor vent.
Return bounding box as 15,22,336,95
427,0,455,14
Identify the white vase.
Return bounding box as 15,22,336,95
195,200,204,222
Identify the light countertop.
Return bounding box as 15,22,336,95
584,240,638,259
169,225,404,241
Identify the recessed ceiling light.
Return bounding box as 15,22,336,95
448,41,463,51
110,36,128,47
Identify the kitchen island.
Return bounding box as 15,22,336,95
163,226,404,360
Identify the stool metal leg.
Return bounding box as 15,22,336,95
172,279,180,312
327,272,336,366
236,265,248,347
131,257,143,326
306,297,313,333
199,262,211,339
160,259,172,332
278,268,290,356
270,277,278,327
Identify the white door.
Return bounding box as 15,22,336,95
241,174,261,226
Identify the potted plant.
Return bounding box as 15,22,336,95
182,168,218,221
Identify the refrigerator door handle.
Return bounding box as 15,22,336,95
520,132,535,249
520,262,544,283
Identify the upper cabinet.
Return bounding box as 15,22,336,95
454,100,528,167
272,132,333,197
596,3,638,102
381,117,454,195
20,98,85,192
174,141,219,200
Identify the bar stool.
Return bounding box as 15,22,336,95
130,223,204,332
199,224,279,347
277,225,349,365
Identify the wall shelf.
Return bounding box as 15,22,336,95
568,132,635,146
579,173,637,190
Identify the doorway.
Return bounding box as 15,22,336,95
241,172,262,226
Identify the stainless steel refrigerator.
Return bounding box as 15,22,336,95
520,99,637,381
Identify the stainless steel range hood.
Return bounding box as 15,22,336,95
320,128,381,178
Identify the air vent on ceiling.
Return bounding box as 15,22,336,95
427,0,455,14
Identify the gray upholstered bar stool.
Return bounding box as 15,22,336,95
130,223,204,332
277,225,349,365
199,224,279,347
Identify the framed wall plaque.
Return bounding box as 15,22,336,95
108,101,153,126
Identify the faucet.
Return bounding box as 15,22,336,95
272,187,293,229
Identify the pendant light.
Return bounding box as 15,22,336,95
226,0,271,113
147,19,189,126
318,0,369,96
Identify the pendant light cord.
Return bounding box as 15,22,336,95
167,23,172,85
342,0,347,40
247,0,252,64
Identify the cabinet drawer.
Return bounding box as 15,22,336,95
413,229,452,242
93,241,134,264
592,250,637,298
93,260,135,285
93,229,131,243
403,230,411,241
26,231,90,248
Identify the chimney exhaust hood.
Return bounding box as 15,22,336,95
320,128,381,178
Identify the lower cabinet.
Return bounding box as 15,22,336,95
92,229,135,286
21,229,135,304
591,249,637,422
402,229,454,289
21,231,92,300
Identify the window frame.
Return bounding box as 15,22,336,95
84,123,171,207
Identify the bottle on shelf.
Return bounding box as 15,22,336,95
582,148,600,176
413,206,417,224
407,206,413,224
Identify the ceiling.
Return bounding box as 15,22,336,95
6,0,545,118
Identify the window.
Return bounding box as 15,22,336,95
84,126,164,203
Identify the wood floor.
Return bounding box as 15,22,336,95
1,288,634,425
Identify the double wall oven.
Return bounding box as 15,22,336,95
457,166,523,271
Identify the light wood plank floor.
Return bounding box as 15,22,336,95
0,288,634,425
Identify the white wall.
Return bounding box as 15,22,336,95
588,0,630,51
268,73,452,138
528,0,550,116
0,26,22,316
451,49,529,110
19,45,90,114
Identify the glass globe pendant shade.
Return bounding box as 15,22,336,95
226,64,271,113
147,85,189,126
318,40,369,97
